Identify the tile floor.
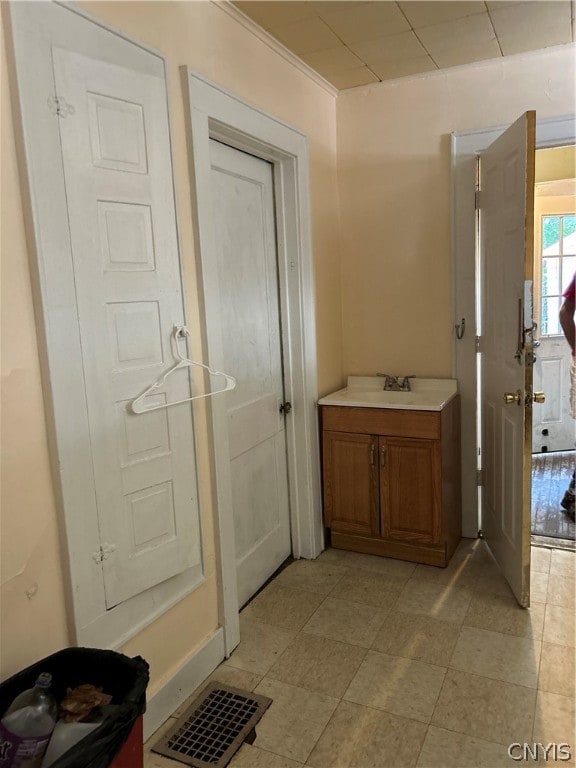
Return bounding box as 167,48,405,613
144,541,575,768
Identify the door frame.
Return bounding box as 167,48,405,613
184,71,323,655
452,114,576,539
5,1,206,648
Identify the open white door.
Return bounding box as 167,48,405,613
480,111,537,607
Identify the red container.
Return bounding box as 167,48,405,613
109,716,143,768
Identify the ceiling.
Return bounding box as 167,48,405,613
232,1,576,89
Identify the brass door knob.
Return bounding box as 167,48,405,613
533,391,546,404
503,390,522,405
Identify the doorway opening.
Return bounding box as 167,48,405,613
531,147,575,551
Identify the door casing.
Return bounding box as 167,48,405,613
185,71,323,655
452,115,576,539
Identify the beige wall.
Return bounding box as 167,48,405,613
536,145,576,182
337,45,576,378
0,0,341,692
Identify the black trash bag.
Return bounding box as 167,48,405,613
0,647,149,768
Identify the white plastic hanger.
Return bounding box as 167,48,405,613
130,325,236,414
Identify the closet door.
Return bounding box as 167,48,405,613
209,141,291,607
52,47,201,608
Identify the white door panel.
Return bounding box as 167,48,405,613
209,140,291,607
481,111,536,607
532,337,573,451
53,48,201,608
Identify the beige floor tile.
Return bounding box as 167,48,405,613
470,566,514,598
533,690,576,747
531,546,552,574
226,616,297,675
230,744,304,767
431,669,536,745
416,725,512,767
328,568,402,609
539,642,576,698
144,717,179,767
302,596,389,647
530,570,549,603
550,548,576,579
252,678,338,764
241,584,324,631
543,603,576,648
272,559,349,596
449,626,541,688
546,573,576,608
344,650,446,724
411,540,499,591
396,580,473,624
318,547,416,584
372,610,459,667
171,663,263,718
144,747,181,768
266,631,366,698
464,590,545,639
307,700,427,768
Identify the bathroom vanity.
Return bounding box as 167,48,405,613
319,377,461,567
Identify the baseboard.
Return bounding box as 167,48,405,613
143,627,225,740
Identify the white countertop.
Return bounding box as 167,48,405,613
318,376,458,411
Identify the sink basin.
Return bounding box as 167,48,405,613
318,376,458,411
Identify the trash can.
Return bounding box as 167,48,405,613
0,647,149,768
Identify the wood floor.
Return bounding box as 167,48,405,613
532,451,575,541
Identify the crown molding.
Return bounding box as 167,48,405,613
213,1,338,98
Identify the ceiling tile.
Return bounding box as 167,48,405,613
327,66,380,88
489,1,572,55
320,2,411,45
310,1,371,19
300,46,364,74
417,13,496,58
349,30,427,64
271,16,343,54
399,1,486,29
485,1,526,8
432,38,502,68
234,1,317,30
371,55,438,80
498,25,573,56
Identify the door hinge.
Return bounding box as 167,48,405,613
475,189,482,210
47,95,75,118
92,542,116,564
476,469,485,486
475,335,481,353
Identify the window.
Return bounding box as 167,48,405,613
540,214,576,335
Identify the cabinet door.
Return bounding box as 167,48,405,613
323,431,379,536
380,437,441,545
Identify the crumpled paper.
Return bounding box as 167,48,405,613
60,684,113,723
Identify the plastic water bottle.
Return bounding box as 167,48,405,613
0,673,58,768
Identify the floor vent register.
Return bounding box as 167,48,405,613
151,681,272,767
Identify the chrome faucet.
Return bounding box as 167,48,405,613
377,373,414,392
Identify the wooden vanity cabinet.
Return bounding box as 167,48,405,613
321,398,461,567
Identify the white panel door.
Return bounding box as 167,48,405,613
481,112,536,607
209,140,291,607
52,48,201,608
532,337,573,451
